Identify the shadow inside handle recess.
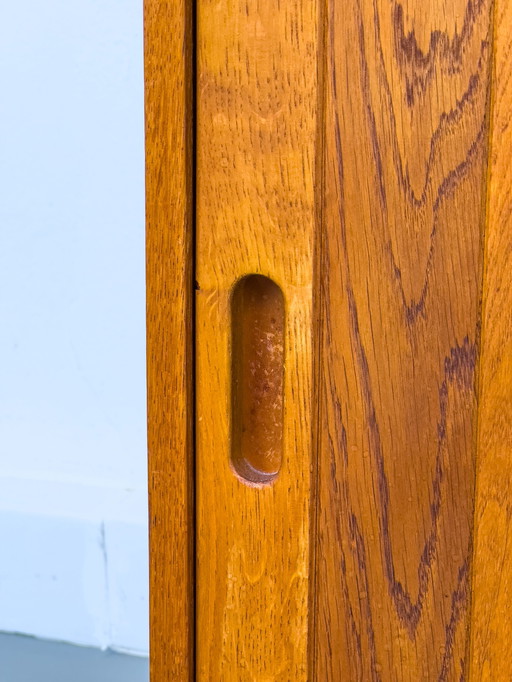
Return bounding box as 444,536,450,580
231,275,285,485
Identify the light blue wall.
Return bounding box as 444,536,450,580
0,1,148,653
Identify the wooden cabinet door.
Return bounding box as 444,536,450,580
145,0,512,679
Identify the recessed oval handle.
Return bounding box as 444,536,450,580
231,275,285,485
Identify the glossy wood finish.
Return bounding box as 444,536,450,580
195,0,320,678
144,1,194,679
145,0,512,679
314,0,493,679
469,0,512,677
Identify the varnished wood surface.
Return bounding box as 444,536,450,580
314,0,492,679
144,1,512,679
144,1,194,679
469,0,512,677
195,0,320,678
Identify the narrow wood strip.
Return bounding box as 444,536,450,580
195,1,320,678
144,1,194,679
315,0,492,678
469,0,512,677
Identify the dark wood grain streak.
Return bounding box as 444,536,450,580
315,0,492,678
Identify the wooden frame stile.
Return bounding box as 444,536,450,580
195,1,321,679
144,1,195,680
469,0,512,677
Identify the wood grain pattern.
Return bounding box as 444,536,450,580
195,0,320,678
469,0,512,677
314,0,492,679
144,1,194,679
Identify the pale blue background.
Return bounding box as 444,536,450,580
0,1,148,653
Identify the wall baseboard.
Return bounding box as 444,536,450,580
0,476,148,655
0,632,149,682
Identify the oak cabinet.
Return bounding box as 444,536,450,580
145,0,512,679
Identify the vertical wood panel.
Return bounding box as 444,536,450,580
315,0,492,679
195,1,320,678
144,1,194,679
469,0,512,677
